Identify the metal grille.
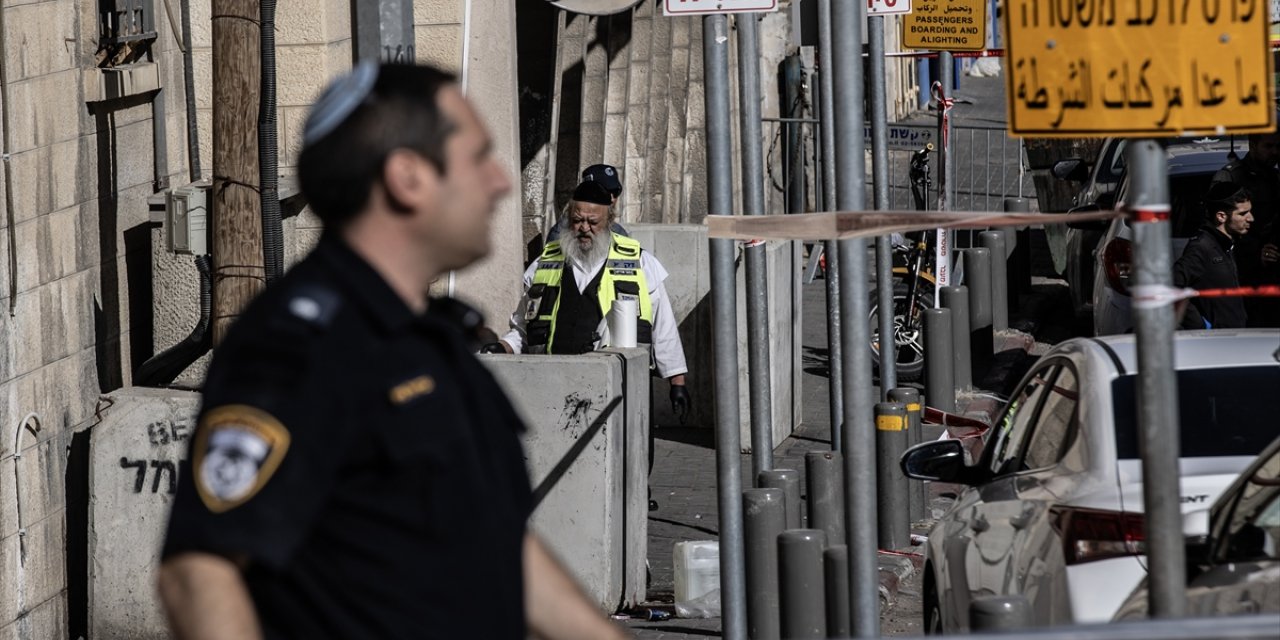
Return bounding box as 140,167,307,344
99,0,157,47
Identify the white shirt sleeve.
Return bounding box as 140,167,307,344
641,251,688,378
500,261,539,354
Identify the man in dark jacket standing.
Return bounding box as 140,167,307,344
1174,182,1254,329
1212,132,1280,325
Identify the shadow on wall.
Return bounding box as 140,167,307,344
91,94,159,393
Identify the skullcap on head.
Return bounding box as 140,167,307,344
572,180,614,206
303,59,380,147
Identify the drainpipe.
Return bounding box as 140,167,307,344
259,0,283,281
180,0,200,181
1,1,18,315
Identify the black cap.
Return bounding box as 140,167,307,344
581,164,623,197
572,180,614,206
1206,181,1245,204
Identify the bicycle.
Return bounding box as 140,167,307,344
869,143,938,382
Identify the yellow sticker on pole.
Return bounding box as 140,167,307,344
1005,0,1275,137
877,414,907,431
903,0,988,51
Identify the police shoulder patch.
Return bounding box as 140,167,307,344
194,405,291,513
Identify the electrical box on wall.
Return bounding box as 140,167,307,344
165,182,210,255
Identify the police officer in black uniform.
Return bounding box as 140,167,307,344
158,61,628,640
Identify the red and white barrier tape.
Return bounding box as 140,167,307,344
1132,284,1280,310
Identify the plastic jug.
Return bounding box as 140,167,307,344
673,540,720,618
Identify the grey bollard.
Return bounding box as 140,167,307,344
979,231,1009,332
804,451,845,545
874,402,910,550
823,545,851,638
759,469,803,530
939,286,973,393
965,247,995,380
1004,198,1032,309
744,489,786,640
888,387,925,525
969,595,1033,631
778,529,827,639
923,308,956,413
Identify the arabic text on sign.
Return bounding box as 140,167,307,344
1005,0,1273,135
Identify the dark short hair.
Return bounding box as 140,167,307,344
298,63,457,228
1204,181,1252,220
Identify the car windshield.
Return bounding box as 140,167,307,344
1111,366,1280,459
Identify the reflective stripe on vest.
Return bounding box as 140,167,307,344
527,234,653,352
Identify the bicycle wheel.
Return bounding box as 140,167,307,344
868,277,936,383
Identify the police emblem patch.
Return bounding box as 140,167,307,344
194,405,291,513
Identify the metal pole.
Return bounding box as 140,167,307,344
965,247,994,380
783,55,806,215
823,545,851,637
888,387,924,523
1127,139,1186,618
1004,198,1032,307
874,402,910,550
831,0,877,633
939,286,972,393
744,488,785,640
868,16,896,397
979,231,1009,332
805,451,846,545
759,469,803,530
705,14,748,639
779,529,828,639
923,308,956,413
817,0,844,452
737,13,775,478
938,51,956,211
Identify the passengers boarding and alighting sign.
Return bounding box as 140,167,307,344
869,0,913,16
663,0,779,15
903,0,987,50
1005,0,1275,136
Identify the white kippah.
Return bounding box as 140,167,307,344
302,59,380,147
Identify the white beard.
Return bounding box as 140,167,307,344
561,224,611,269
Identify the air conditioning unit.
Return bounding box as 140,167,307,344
165,182,211,255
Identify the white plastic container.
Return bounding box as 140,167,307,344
673,540,720,618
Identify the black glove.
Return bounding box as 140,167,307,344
670,384,691,425
479,342,507,354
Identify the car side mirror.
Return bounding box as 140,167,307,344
1052,158,1091,182
900,439,980,485
1066,203,1111,230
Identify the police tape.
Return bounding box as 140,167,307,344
1132,284,1280,310
706,208,1123,242
868,42,1280,59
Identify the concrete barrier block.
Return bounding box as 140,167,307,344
481,349,649,611
88,387,201,640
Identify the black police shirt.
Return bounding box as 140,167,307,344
163,234,533,639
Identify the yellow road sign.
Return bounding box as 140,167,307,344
1005,0,1275,137
903,0,988,51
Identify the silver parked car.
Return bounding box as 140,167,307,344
902,330,1280,633
1114,435,1280,620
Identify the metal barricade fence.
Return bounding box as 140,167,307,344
762,119,1035,247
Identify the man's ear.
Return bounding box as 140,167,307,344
1215,210,1229,227
381,150,435,215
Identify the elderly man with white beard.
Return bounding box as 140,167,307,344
487,180,691,423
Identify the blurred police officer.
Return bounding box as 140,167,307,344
158,61,628,640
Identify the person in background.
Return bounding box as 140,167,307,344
1174,182,1253,330
489,180,691,423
